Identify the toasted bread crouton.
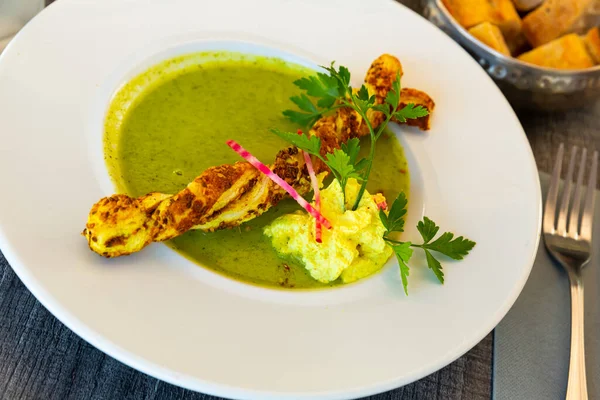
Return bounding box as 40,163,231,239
522,0,598,47
492,0,524,42
469,22,512,55
583,26,600,63
517,33,595,68
442,0,524,51
441,0,494,28
394,88,436,131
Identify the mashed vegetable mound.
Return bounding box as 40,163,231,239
264,179,393,284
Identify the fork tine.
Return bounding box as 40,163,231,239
568,148,587,237
544,143,564,233
556,146,577,236
580,151,598,241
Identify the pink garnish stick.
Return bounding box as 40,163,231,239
226,140,331,229
298,129,323,243
303,151,322,243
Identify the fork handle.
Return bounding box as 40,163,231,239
566,271,588,400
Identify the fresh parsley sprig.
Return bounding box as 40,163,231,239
277,62,428,211
282,63,352,128
271,129,365,208
379,192,407,233
272,61,474,295
380,194,476,295
270,128,322,155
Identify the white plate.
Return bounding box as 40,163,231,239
0,0,541,398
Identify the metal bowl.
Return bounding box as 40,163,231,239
423,0,600,111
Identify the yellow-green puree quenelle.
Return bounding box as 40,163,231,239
265,179,393,284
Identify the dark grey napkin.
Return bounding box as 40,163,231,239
493,172,600,400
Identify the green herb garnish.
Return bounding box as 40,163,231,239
381,196,477,295
273,62,474,294
275,62,426,210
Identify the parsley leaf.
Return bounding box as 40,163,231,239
391,242,412,295
281,93,323,127
325,149,357,178
417,216,439,244
291,93,318,114
321,62,351,98
372,103,392,118
270,128,321,156
416,217,476,260
294,73,338,108
425,232,476,260
324,147,364,209
380,192,408,234
412,216,476,285
356,85,370,101
339,138,369,179
282,110,321,127
385,90,399,110
353,85,376,114
338,65,351,87
353,94,376,114
385,71,402,109
393,103,429,123
283,62,356,127
424,249,444,284
341,137,361,164
398,259,410,295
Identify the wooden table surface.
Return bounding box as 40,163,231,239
0,1,598,399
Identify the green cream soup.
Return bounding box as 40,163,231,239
104,52,410,289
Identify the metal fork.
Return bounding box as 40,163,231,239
543,144,598,400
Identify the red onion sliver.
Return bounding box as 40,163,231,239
297,129,323,242
226,140,331,229
303,151,323,243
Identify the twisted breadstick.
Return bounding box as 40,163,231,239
83,54,435,257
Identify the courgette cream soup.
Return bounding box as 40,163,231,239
104,52,410,289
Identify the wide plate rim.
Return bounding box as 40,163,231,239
0,0,541,398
